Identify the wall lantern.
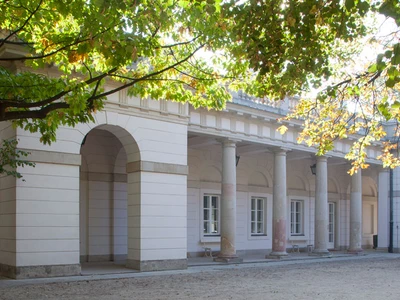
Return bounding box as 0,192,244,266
236,155,241,167
310,163,317,175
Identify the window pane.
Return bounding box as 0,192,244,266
251,198,255,210
212,196,217,208
296,223,300,234
212,209,218,221
258,199,263,210
257,210,263,222
212,222,218,233
257,222,263,234
251,222,255,233
204,196,209,208
251,211,256,222
204,221,209,233
296,201,301,211
204,209,209,221
291,223,294,234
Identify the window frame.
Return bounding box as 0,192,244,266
202,194,221,237
287,195,309,241
290,199,304,236
247,193,272,241
250,197,267,236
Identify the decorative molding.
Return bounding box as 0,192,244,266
126,161,188,175
19,149,81,166
83,172,127,182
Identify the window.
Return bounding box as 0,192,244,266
251,197,266,235
290,200,303,235
203,195,220,235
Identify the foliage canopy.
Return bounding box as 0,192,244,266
0,0,399,174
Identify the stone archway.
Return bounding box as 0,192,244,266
79,124,140,269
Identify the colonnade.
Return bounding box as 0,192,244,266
214,139,368,261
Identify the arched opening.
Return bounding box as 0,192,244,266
79,125,139,273
362,176,378,248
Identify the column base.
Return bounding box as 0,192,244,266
309,250,332,257
347,249,364,255
213,256,243,264
126,259,187,272
266,251,288,259
0,263,81,279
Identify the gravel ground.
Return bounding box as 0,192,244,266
1,256,399,300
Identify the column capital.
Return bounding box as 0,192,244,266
314,155,330,161
271,147,291,154
219,138,241,147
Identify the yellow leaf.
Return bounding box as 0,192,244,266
277,125,288,135
316,15,323,25
287,16,296,27
310,5,318,14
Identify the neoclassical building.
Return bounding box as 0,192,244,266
0,84,397,279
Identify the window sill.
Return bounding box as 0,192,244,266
289,235,308,241
248,234,269,240
201,236,221,243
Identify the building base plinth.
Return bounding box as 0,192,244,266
0,263,81,279
126,259,187,272
375,247,388,252
213,256,243,264
347,249,364,255
309,250,332,257
266,252,288,259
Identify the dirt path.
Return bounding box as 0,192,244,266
1,257,399,300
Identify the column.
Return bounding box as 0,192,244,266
267,149,288,258
349,169,363,253
215,139,242,262
312,156,331,256
377,169,389,250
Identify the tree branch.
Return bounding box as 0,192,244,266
2,102,69,121
90,43,207,101
0,0,43,49
0,67,118,110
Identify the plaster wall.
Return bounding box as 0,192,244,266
0,123,17,269
14,162,80,267
392,168,400,252
15,110,188,166
5,107,188,273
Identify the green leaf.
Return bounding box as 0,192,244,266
345,0,355,11
391,101,400,109
367,64,377,73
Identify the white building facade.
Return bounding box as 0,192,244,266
0,86,395,279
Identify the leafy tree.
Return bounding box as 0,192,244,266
0,0,396,175
281,0,400,174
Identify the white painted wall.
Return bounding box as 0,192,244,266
0,123,17,267
15,162,80,267
130,172,187,262
392,168,400,251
